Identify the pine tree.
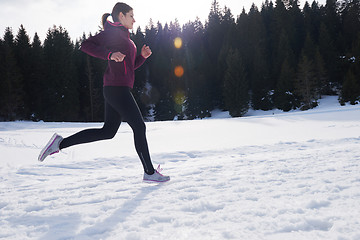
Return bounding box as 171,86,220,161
29,32,45,121
217,7,236,109
261,0,275,81
303,1,321,43
340,69,360,105
314,48,329,95
295,54,318,110
341,0,360,49
43,26,79,121
218,7,236,69
206,0,222,62
0,28,24,120
324,0,342,52
236,8,251,80
272,10,296,80
274,58,297,111
223,48,249,117
183,19,212,119
287,0,305,60
205,0,227,108
247,4,272,110
273,0,289,67
14,25,32,119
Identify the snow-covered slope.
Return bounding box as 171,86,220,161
1,96,360,240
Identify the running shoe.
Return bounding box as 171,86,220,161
143,165,170,182
38,133,63,162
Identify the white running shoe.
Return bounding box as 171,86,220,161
38,133,63,162
143,165,170,183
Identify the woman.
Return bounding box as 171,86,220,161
38,2,170,183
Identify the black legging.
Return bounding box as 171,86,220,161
59,86,155,175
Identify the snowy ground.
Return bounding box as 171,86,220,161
1,96,360,240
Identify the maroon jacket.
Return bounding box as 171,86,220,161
80,21,146,88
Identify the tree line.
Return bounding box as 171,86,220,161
0,0,359,122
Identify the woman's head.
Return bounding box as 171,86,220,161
102,2,135,29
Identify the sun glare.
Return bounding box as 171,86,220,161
174,90,186,105
174,65,184,78
174,37,183,49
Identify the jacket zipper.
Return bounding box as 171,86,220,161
124,60,127,74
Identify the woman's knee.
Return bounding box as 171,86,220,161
103,131,117,140
101,125,119,139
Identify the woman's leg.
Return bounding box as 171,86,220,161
59,96,121,150
104,86,155,175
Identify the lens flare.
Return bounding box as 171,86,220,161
174,37,182,49
174,65,184,78
174,90,186,105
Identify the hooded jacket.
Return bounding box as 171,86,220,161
80,21,146,88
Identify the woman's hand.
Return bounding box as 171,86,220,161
111,52,126,62
141,44,152,59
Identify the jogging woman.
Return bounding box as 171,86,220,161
38,2,170,183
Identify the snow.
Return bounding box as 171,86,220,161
1,95,360,240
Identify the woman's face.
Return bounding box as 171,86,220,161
119,10,135,29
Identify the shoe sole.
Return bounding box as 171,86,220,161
143,178,170,183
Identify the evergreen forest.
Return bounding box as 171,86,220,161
0,0,360,122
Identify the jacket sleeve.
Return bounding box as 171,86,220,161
80,31,112,60
134,55,146,70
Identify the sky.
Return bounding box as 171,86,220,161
0,0,326,42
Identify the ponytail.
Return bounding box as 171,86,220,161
102,13,111,29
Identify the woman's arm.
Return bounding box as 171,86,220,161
134,44,152,69
134,55,146,70
80,31,113,60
